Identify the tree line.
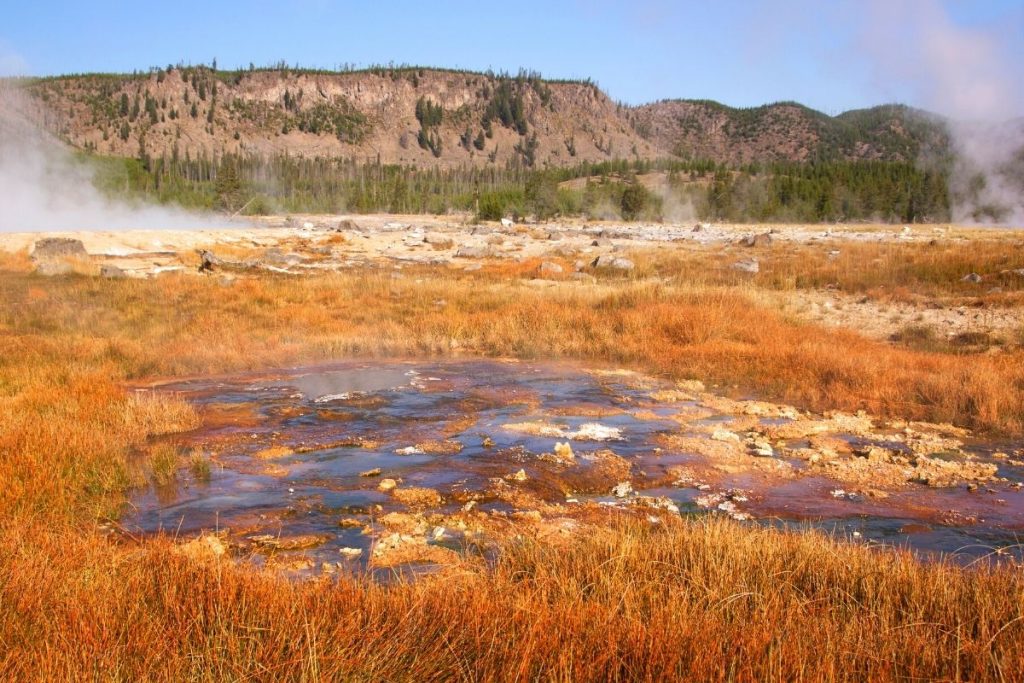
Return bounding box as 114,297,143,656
85,151,953,223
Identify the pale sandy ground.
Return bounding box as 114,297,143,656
2,214,1021,343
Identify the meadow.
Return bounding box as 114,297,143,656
1,235,1023,681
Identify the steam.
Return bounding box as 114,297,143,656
856,0,1024,226
0,80,237,233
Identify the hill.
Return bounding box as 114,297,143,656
9,66,951,168
628,100,949,165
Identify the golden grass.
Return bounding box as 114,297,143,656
2,251,1024,680
2,519,1022,680
636,237,1024,303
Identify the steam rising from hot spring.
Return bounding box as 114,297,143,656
0,81,239,233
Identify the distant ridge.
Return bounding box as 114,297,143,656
8,66,951,168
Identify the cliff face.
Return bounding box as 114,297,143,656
12,67,947,167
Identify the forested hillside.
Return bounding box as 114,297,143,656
4,64,967,222
12,65,950,169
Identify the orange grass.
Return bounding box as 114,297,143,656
635,237,1024,304
2,518,1023,680
2,258,1024,680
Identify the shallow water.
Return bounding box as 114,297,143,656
124,359,1024,573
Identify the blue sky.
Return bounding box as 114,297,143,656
2,0,1022,116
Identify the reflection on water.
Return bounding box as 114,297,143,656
124,360,1024,573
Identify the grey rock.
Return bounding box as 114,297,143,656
99,264,127,279
455,245,492,259
591,254,635,270
424,232,454,248
539,261,564,275
961,272,983,283
31,238,87,260
34,260,74,276
741,233,773,247
732,259,760,274
335,219,363,232
198,250,222,272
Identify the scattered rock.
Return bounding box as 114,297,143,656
197,250,221,272
509,469,529,482
99,264,127,279
248,533,329,551
612,481,633,498
741,233,773,247
503,421,623,441
592,255,635,271
424,234,453,249
31,238,87,260
335,219,362,232
961,272,983,284
732,258,760,274
711,429,740,443
553,441,575,462
455,245,492,259
392,486,443,509
178,533,228,562
415,439,463,455
748,438,775,457
34,260,75,276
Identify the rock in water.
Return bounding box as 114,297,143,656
612,481,633,498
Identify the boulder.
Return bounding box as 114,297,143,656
455,245,492,259
591,255,635,270
539,261,564,275
732,259,760,274
335,219,362,232
741,233,773,247
99,264,127,279
197,250,222,272
30,238,87,260
961,272,982,284
34,260,74,276
423,232,454,248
